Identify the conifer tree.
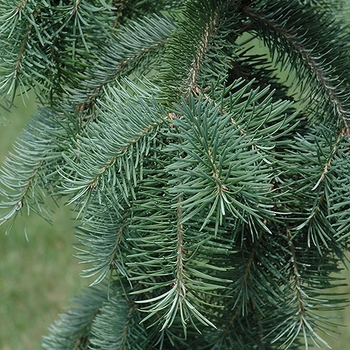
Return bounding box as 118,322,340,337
1,0,350,349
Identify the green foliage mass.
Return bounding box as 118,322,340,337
1,0,350,349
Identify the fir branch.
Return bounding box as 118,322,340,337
42,283,110,350
174,196,187,330
161,0,233,101
74,204,130,286
88,296,149,350
0,108,71,229
271,227,343,349
128,171,221,333
69,14,176,108
185,10,218,96
246,1,350,132
60,80,169,213
235,230,265,316
281,123,346,253
311,125,348,191
0,1,49,100
326,136,350,241
284,228,313,347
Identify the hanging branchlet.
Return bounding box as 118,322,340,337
245,2,350,133
185,11,218,97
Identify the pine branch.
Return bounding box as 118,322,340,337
161,0,236,101
0,0,124,104
0,107,72,229
69,13,177,109
88,297,148,350
42,284,109,350
60,79,169,215
270,227,347,349
245,1,350,131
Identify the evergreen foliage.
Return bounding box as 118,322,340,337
1,0,350,348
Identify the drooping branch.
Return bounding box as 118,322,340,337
245,6,350,134
186,11,218,96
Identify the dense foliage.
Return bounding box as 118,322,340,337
1,0,350,349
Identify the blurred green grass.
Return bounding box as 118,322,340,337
0,98,87,350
